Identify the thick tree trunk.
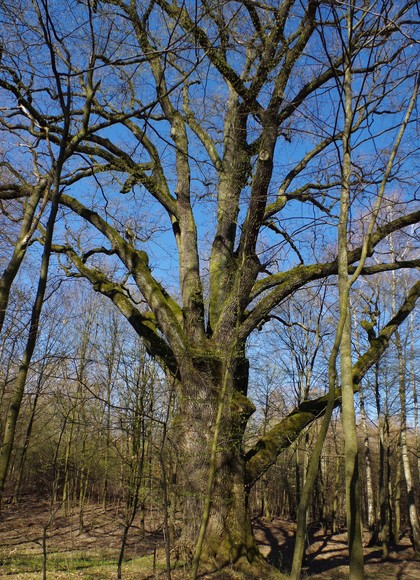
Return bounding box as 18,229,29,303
173,353,280,577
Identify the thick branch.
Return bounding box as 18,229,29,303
241,210,420,339
244,279,420,487
155,0,264,115
61,248,179,375
58,193,186,354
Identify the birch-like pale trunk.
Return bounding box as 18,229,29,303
390,253,420,555
375,363,390,559
395,327,420,556
394,439,401,545
360,388,375,534
409,312,420,477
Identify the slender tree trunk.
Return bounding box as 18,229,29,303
375,365,390,559
0,337,18,417
0,190,60,508
62,419,74,514
390,254,420,556
0,181,48,334
385,414,394,549
140,501,146,539
101,318,120,511
396,330,420,556
260,391,272,520
159,413,172,579
117,429,145,579
295,440,301,522
338,12,364,573
319,453,328,533
291,11,368,570
117,354,152,580
332,451,341,534
341,310,365,579
261,475,271,519
360,387,375,540
353,308,376,542
394,438,401,545
117,471,142,578
167,425,178,546
290,340,342,578
340,22,418,580
102,392,111,511
117,520,134,580
409,312,420,477
42,412,67,580
78,460,90,534
12,385,41,504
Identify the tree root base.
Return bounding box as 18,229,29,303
199,553,287,579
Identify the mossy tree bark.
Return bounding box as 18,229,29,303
0,179,49,335
175,351,263,572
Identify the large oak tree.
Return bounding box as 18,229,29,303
1,0,419,575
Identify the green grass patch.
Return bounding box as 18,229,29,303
0,550,117,576
0,549,171,578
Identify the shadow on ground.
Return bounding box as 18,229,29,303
253,517,420,579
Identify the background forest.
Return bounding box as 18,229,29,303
1,268,419,577
0,0,419,578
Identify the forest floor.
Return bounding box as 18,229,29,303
0,498,419,578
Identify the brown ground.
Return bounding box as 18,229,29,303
0,498,419,578
253,517,420,579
